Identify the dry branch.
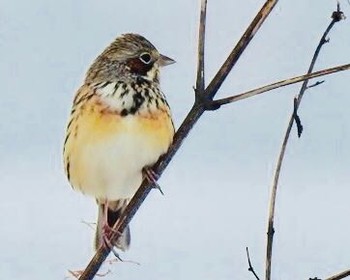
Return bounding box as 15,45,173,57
195,0,207,94
325,268,350,280
264,5,345,280
211,63,350,108
246,247,260,280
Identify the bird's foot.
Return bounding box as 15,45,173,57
143,167,164,195
102,224,123,261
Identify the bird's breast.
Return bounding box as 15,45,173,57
64,86,174,200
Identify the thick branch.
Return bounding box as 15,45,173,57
205,0,279,99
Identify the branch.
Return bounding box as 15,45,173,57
264,5,345,280
325,268,350,280
246,247,260,280
306,80,325,89
205,0,279,99
78,1,280,279
195,0,207,94
211,63,350,107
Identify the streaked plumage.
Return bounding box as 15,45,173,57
63,33,175,251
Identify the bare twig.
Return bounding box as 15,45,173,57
78,1,280,279
211,63,350,107
325,268,350,280
264,5,345,280
310,268,350,280
246,247,260,280
195,0,207,94
306,80,325,89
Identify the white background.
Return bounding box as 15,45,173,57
1,0,349,279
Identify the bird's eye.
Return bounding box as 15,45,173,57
139,52,152,64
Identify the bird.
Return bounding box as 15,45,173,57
63,33,175,251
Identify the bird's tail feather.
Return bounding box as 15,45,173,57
95,199,130,251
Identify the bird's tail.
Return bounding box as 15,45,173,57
95,199,130,251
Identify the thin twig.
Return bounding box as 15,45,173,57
264,5,344,280
325,268,350,280
306,80,325,89
211,63,350,107
195,0,207,94
78,1,280,279
246,247,260,280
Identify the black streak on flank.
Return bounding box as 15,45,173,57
63,132,71,150
73,93,94,107
66,160,71,181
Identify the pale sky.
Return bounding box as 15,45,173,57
1,0,350,279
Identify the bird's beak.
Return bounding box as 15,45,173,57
158,54,176,67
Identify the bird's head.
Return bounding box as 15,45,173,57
86,33,175,84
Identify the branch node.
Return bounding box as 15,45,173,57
267,226,275,237
204,101,221,111
332,3,345,22
194,89,220,111
321,37,330,45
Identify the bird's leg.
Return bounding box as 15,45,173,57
102,202,120,235
101,201,115,242
101,201,124,252
101,203,124,260
142,167,164,195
